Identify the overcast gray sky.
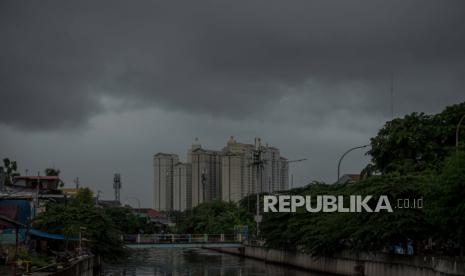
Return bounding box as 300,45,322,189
1,0,464,207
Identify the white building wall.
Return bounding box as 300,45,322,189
153,153,179,211
191,149,222,208
221,154,243,202
173,163,191,211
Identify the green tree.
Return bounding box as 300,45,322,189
178,201,254,235
44,168,65,187
44,168,61,176
33,189,127,261
103,206,142,234
366,102,465,175
424,151,465,256
261,176,429,255
72,187,93,205
261,102,465,257
0,158,20,186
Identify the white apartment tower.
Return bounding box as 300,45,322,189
190,146,222,208
221,136,255,202
173,162,192,211
153,137,290,210
221,136,289,203
153,153,179,211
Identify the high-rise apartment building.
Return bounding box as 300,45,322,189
221,136,255,202
153,153,179,211
279,157,289,190
262,146,288,193
153,137,289,210
221,136,289,203
173,162,191,211
191,147,222,208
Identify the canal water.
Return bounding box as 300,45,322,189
103,248,326,276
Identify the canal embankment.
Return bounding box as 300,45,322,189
33,255,100,276
209,246,465,276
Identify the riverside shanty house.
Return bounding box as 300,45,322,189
0,175,64,244
9,175,62,193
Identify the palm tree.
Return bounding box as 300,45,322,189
0,158,20,186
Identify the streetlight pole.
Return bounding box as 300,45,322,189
456,114,465,154
337,144,369,183
286,158,307,189
95,190,103,206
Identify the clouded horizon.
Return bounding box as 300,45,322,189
1,0,464,207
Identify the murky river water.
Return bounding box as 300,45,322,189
103,248,326,276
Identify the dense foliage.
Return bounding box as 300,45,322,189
261,101,465,257
102,205,144,234
261,175,431,255
178,200,254,235
366,102,465,175
32,188,141,261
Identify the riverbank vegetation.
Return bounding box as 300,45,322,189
177,102,465,257
261,102,465,257
177,200,254,235
32,188,143,262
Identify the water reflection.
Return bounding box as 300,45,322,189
103,248,324,276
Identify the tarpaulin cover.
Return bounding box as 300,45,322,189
0,199,31,227
29,228,78,241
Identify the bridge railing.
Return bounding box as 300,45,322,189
123,233,244,244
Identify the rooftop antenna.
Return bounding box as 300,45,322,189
113,173,121,202
390,73,395,119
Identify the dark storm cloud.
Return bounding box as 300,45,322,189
1,0,465,130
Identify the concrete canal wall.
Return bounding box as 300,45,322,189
48,255,100,276
211,246,465,276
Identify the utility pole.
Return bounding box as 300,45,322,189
113,173,121,202
74,177,80,190
96,190,103,205
251,137,265,239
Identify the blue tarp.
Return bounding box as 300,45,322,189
0,199,32,225
29,228,78,241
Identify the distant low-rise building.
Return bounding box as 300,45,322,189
337,174,361,184
10,176,61,193
134,208,173,226
0,176,64,244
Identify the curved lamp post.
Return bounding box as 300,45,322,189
456,114,465,154
337,144,369,183
285,158,307,189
